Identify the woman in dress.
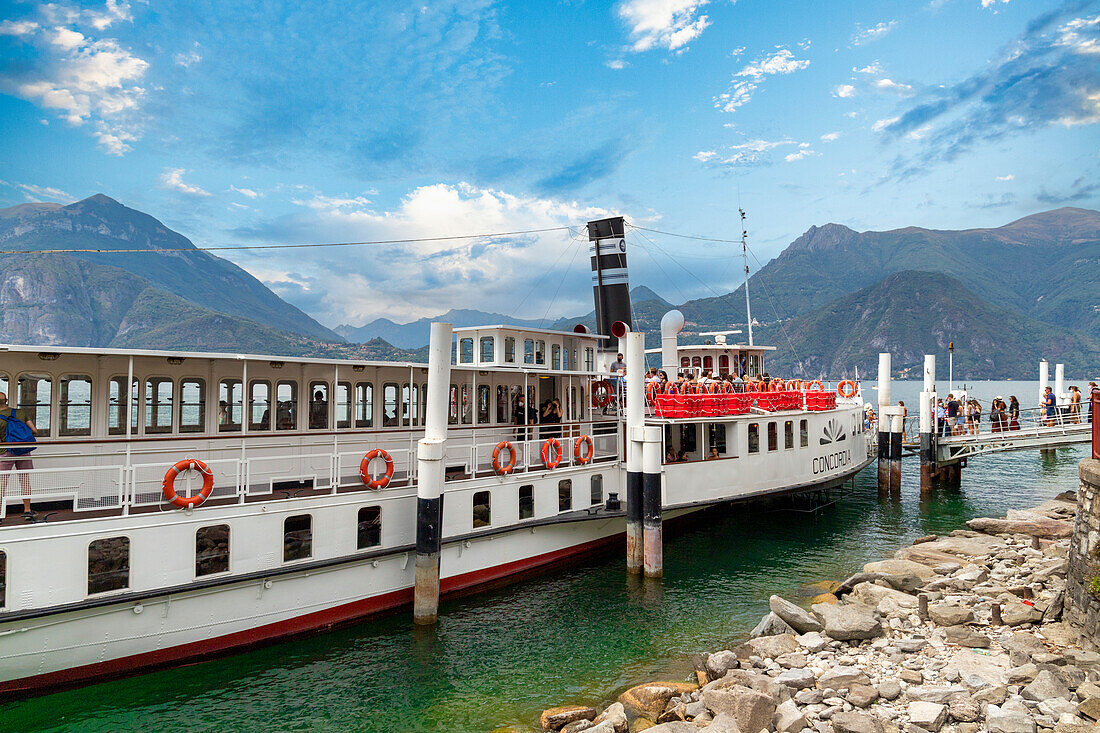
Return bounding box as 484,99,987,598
1008,396,1020,430
970,399,982,434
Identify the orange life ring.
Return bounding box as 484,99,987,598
769,379,785,392
360,449,394,489
591,380,614,407
665,383,681,395
806,380,824,392
491,441,516,475
837,380,858,399
646,382,660,402
162,458,214,508
541,438,563,469
722,381,734,394
574,434,594,464
787,380,802,391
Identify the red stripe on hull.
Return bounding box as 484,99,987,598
0,532,623,698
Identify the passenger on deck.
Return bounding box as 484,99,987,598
218,400,228,428
936,399,947,436
610,353,626,406
309,390,328,429
1042,386,1057,426
707,447,720,460
1069,386,1082,423
676,450,688,462
946,394,961,435
513,394,536,441
665,447,676,463
0,391,37,519
898,401,907,438
540,398,562,438
1008,396,1021,430
969,399,982,435
990,399,1004,433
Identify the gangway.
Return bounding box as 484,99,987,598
934,406,1091,466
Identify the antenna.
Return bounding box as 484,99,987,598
740,208,754,346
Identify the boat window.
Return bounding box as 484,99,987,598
421,383,428,423
107,377,137,436
496,385,509,423
16,373,51,437
195,524,230,576
460,384,472,425
409,383,420,427
584,348,594,372
308,381,329,430
680,357,689,369
283,514,312,562
180,379,207,433
504,337,516,363
276,380,298,430
570,348,577,371
748,422,759,453
357,506,381,548
767,422,778,451
382,383,399,427
519,485,534,519
707,423,726,455
524,339,534,365
335,382,351,429
0,550,5,608
703,355,713,371
719,354,730,376
59,374,92,437
248,380,271,431
691,356,702,368
145,377,174,435
551,344,561,370
88,536,129,595
558,479,572,513
355,383,373,428
680,423,697,453
785,420,794,450
473,490,491,528
535,340,545,365
218,379,243,432
476,385,491,424
591,474,603,505
448,385,458,425
480,337,494,363
800,419,808,447
459,338,474,364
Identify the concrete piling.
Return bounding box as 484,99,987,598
889,411,903,493
877,353,892,493
624,332,645,574
413,322,452,625
641,425,663,578
919,355,936,493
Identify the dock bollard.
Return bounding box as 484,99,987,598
641,425,663,578
625,332,645,574
919,355,936,493
877,353,892,494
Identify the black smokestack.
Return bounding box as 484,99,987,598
588,216,631,352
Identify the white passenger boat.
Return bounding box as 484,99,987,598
0,217,874,695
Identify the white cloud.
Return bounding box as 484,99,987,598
606,59,629,70
49,27,85,50
833,84,856,98
618,0,711,53
730,46,745,57
174,44,202,67
715,48,810,112
230,185,261,199
981,0,1011,8
1057,14,1100,55
872,116,899,132
844,110,858,118
692,150,717,162
8,182,75,202
996,174,1015,181
820,131,841,142
872,77,914,94
784,144,819,162
160,168,211,197
291,193,374,210
852,21,898,46
693,137,813,166
0,19,40,36
853,62,885,75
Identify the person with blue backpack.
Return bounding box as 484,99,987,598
0,391,38,520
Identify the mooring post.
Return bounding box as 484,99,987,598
624,331,645,574
877,352,892,493
1055,363,1065,406
641,425,663,578
920,355,936,492
413,321,452,625
890,411,903,493
1039,359,1049,406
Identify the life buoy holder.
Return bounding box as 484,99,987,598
591,380,614,408
807,380,824,392
162,458,215,508
491,441,516,475
541,438,563,469
574,435,594,464
837,380,858,399
787,380,802,391
360,449,394,489
646,382,661,402
769,379,786,392
664,383,681,395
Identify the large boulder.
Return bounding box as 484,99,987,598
830,710,883,733
817,666,870,690
908,702,947,732
812,601,882,640
1021,670,1070,702
735,633,800,661
700,685,776,733
749,611,796,638
944,625,990,648
541,705,597,730
705,651,740,680
769,595,824,633
863,558,937,581
591,702,627,733
928,603,974,626
617,682,697,720
986,704,1037,733
966,516,1072,539
896,534,1007,566
775,668,816,690
998,595,1043,626
773,698,808,733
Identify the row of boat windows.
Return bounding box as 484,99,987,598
456,337,594,370
683,416,863,457
678,353,764,376
0,374,585,437
0,477,606,605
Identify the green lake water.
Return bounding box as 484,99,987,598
0,380,1091,732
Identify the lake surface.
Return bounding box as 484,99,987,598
0,381,1090,733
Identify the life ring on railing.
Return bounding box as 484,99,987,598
807,380,824,392
541,438,563,469
162,458,215,508
646,382,661,402
837,380,858,399
721,381,734,393
746,381,759,392
491,441,516,475
769,379,786,392
574,434,594,464
787,380,802,391
360,449,395,489
591,380,614,407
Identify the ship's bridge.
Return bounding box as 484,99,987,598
646,331,775,378
452,325,605,371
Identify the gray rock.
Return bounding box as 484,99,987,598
1066,649,1100,670
771,595,825,634
796,632,828,653
701,686,776,733
776,668,816,690
830,710,883,733
908,702,947,732
987,704,1037,733
1079,696,1100,721
998,595,1043,626
962,674,990,691
947,696,981,723
934,562,963,575
774,698,808,733
896,638,928,653
943,625,989,648
817,666,871,690
736,633,800,661
879,679,903,701
1021,670,1070,702
973,685,1009,705
776,651,809,669
700,712,741,733
847,684,878,708
561,721,593,733
905,686,967,704
1038,698,1078,718
644,723,697,733
1006,664,1039,684
795,689,824,705
1002,632,1048,667
812,602,883,641
928,603,974,627
750,612,797,639
591,702,627,733
706,651,741,680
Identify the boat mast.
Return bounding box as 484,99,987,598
740,208,753,347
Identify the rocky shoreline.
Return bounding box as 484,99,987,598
527,492,1100,733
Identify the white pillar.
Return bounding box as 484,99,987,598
1039,360,1049,405
641,425,663,578
923,355,936,395
660,310,684,376
877,353,892,413
1055,363,1065,405
920,354,936,492
877,353,891,492
624,332,645,573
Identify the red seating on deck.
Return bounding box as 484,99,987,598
650,386,836,418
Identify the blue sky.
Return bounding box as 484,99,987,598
1,0,1097,328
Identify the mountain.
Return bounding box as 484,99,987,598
0,194,340,342
674,207,1100,340
760,270,1096,379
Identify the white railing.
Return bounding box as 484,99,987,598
940,404,1090,441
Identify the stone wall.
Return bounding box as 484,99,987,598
1066,458,1100,648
